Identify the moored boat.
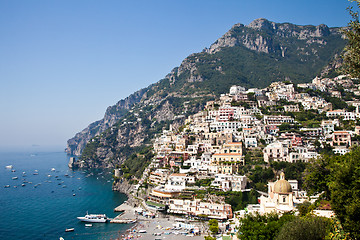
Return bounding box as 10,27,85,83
77,213,107,223
65,228,75,232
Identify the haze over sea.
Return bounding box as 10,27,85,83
0,150,128,240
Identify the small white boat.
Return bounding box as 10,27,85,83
77,213,107,223
139,230,147,233
51,168,56,172
12,177,18,180
4,185,10,188
65,228,75,232
5,165,13,169
85,224,93,227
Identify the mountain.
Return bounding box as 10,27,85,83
66,18,346,171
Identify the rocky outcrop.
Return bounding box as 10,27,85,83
204,18,338,56
66,88,148,156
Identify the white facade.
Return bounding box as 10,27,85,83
263,142,289,163
244,137,257,148
211,174,247,192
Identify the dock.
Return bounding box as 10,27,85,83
110,203,137,224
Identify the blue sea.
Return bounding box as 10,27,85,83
0,150,130,240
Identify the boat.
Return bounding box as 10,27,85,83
51,168,56,172
85,224,93,227
77,213,107,223
5,165,13,169
65,228,75,232
4,185,10,188
12,177,18,180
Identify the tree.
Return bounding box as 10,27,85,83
342,0,360,78
303,147,360,239
329,147,360,239
296,201,315,217
204,236,216,240
275,217,330,240
238,212,295,240
208,219,219,236
303,155,332,199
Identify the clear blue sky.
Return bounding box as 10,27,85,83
0,0,356,151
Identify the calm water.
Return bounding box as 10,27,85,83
0,151,130,240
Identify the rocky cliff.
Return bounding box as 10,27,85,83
66,87,148,156
67,18,346,170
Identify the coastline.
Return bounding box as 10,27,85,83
112,181,209,240
113,202,207,240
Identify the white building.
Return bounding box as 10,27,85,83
263,142,289,163
211,174,247,192
165,173,195,191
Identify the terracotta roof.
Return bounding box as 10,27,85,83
213,153,242,156
170,173,187,176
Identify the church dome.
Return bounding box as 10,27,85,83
273,172,292,194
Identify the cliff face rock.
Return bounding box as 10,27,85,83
67,18,346,166
204,18,337,56
66,88,148,156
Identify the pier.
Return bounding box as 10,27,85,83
110,203,137,224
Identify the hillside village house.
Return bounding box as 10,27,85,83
263,141,289,162
331,131,352,147
326,109,356,121
168,198,233,220
148,186,181,206
149,169,170,185
211,142,244,174
211,174,247,192
164,173,195,191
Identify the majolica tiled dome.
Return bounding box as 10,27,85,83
273,172,292,194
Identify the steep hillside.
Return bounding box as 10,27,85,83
67,18,346,169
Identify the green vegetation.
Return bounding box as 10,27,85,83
195,178,214,187
303,147,360,239
275,216,330,240
208,219,219,236
341,0,360,78
238,212,332,240
121,146,154,180
238,212,296,240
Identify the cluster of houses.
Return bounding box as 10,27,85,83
132,75,360,221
